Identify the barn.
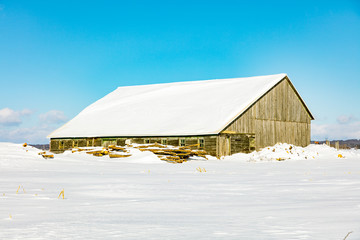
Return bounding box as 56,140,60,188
48,73,314,157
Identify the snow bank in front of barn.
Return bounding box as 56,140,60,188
306,143,360,159
222,143,360,162
249,143,319,162
2,142,359,164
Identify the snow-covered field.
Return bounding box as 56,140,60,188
1,142,360,240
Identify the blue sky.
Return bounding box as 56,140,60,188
0,0,359,143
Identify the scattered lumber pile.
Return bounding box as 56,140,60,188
133,143,208,163
36,145,131,159
35,143,207,163
108,145,127,152
38,151,54,159
86,149,109,157
108,145,131,158
83,145,131,158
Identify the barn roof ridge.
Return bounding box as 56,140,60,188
115,73,287,89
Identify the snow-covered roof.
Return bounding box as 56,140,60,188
49,73,292,138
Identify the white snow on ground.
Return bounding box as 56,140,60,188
1,142,360,239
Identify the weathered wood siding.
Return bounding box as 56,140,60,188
216,134,255,157
50,135,218,156
50,139,59,152
223,78,312,150
217,135,230,157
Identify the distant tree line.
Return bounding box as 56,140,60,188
311,139,360,149
30,144,50,150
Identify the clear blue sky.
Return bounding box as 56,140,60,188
0,0,359,143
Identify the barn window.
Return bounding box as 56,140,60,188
87,139,92,147
179,139,185,147
144,139,150,144
161,139,167,145
59,140,64,150
199,138,204,148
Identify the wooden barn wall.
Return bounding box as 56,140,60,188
224,78,311,150
50,136,218,156
217,135,230,157
216,134,255,157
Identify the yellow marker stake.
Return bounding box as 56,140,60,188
16,185,21,194
9,214,12,219
58,189,65,199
